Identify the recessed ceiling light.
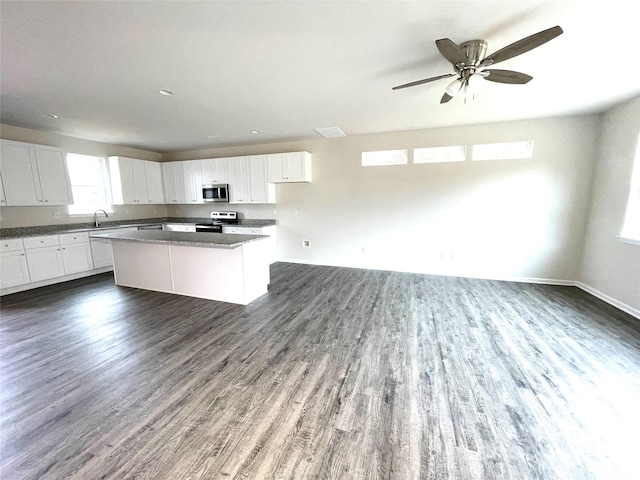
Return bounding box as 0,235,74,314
42,113,58,119
251,130,261,134
158,89,174,96
207,135,221,139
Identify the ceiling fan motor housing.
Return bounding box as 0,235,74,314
458,39,488,67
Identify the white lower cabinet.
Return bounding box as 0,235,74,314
91,239,114,268
26,245,65,282
0,251,30,289
59,232,93,274
89,227,138,268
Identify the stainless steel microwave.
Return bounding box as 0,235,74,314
202,184,229,202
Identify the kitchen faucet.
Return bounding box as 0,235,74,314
94,209,109,227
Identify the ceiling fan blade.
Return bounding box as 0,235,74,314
436,38,468,65
392,73,456,90
480,25,563,66
483,69,533,84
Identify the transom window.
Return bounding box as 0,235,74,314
414,145,466,164
472,141,534,161
361,149,408,167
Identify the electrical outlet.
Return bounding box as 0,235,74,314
125,209,130,215
302,239,311,248
272,209,277,216
53,212,60,219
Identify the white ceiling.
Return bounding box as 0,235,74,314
2,1,638,153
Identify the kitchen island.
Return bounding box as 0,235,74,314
89,230,270,305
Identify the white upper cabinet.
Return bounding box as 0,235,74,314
33,145,74,205
201,158,228,184
227,156,251,204
182,160,203,204
162,162,186,204
144,161,165,204
227,155,275,204
267,151,312,183
0,140,72,206
109,156,165,205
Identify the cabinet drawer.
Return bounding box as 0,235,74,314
23,235,59,249
223,226,263,235
1,238,25,252
59,232,90,244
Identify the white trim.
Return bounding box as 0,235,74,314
575,282,640,319
277,257,574,285
277,257,639,320
0,266,113,296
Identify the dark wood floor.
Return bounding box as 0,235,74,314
1,263,639,479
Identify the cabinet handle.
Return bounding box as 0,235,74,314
45,200,49,203
20,253,25,256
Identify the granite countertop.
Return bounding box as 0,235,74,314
89,230,268,249
0,217,277,239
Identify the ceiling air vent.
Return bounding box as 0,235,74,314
315,127,346,138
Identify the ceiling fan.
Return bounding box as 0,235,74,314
392,25,563,103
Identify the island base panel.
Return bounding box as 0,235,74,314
170,241,269,305
112,242,173,294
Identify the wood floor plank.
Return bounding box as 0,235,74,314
1,263,640,479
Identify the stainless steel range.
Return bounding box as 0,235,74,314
195,211,239,233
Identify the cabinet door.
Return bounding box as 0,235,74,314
284,152,307,181
201,158,228,184
90,239,113,268
33,145,73,205
131,159,147,203
61,242,94,274
144,161,165,204
249,155,275,204
109,157,136,204
227,157,251,203
162,162,185,204
267,152,311,183
0,251,31,289
0,140,42,205
182,160,203,203
25,246,65,282
267,153,286,182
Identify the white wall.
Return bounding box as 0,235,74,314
580,96,640,314
167,114,600,282
0,124,168,227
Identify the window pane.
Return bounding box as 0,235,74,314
65,153,111,214
66,154,104,184
362,149,408,166
472,141,534,161
414,146,466,164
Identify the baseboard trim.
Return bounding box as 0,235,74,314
575,282,640,319
276,258,639,320
0,266,114,296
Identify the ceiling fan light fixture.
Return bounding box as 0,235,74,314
445,78,463,97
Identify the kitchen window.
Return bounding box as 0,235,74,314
66,153,112,215
361,149,408,166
